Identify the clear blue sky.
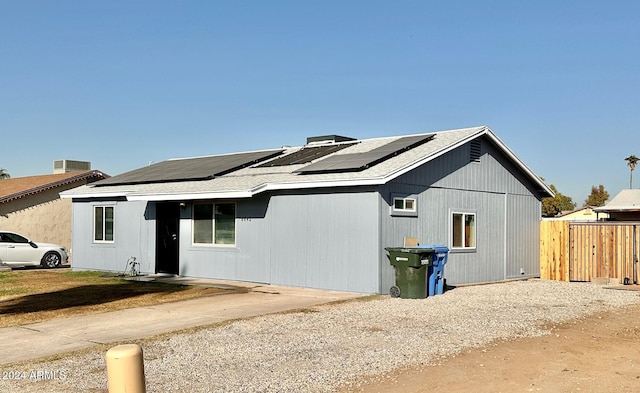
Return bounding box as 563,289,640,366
2,1,638,205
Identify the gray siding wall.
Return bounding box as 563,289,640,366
71,200,154,274
265,190,380,293
506,193,541,278
72,190,380,293
177,196,272,283
178,190,380,293
379,137,542,291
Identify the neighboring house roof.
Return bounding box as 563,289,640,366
549,205,606,221
557,206,594,217
0,170,109,203
593,189,640,213
61,126,553,201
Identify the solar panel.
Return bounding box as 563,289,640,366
257,142,358,167
95,150,284,186
296,134,434,174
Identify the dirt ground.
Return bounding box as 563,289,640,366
350,301,640,393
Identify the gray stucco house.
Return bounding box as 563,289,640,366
61,126,552,293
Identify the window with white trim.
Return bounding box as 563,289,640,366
94,206,114,242
452,212,476,249
393,197,416,212
193,203,236,245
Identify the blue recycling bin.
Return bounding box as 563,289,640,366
419,244,449,296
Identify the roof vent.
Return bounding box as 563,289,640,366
53,160,91,174
306,135,356,145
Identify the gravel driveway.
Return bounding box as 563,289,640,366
2,279,639,393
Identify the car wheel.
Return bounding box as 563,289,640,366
41,251,62,268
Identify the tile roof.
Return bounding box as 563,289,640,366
61,126,552,201
0,170,109,203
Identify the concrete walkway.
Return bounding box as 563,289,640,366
0,278,364,364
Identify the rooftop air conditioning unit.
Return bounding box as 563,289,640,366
53,160,91,174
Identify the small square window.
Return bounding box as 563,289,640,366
393,197,416,212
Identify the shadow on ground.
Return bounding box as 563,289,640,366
0,281,192,315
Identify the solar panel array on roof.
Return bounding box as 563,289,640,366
257,142,358,167
295,134,434,174
94,150,284,186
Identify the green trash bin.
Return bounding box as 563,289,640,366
385,247,432,299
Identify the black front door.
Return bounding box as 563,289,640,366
155,202,180,274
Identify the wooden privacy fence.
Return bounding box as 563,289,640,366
540,221,640,283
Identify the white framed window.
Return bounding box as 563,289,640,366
451,211,476,250
94,206,114,243
390,195,418,217
193,202,236,246
393,197,416,212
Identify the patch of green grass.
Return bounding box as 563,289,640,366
0,273,25,297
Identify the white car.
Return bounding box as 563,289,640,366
0,231,69,268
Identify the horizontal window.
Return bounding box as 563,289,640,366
391,196,418,217
393,197,416,212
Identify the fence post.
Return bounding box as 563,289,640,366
106,344,146,393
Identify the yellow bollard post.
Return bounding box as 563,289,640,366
106,344,146,393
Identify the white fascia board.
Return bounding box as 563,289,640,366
126,190,253,201
252,178,385,194
593,206,640,212
60,191,130,199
